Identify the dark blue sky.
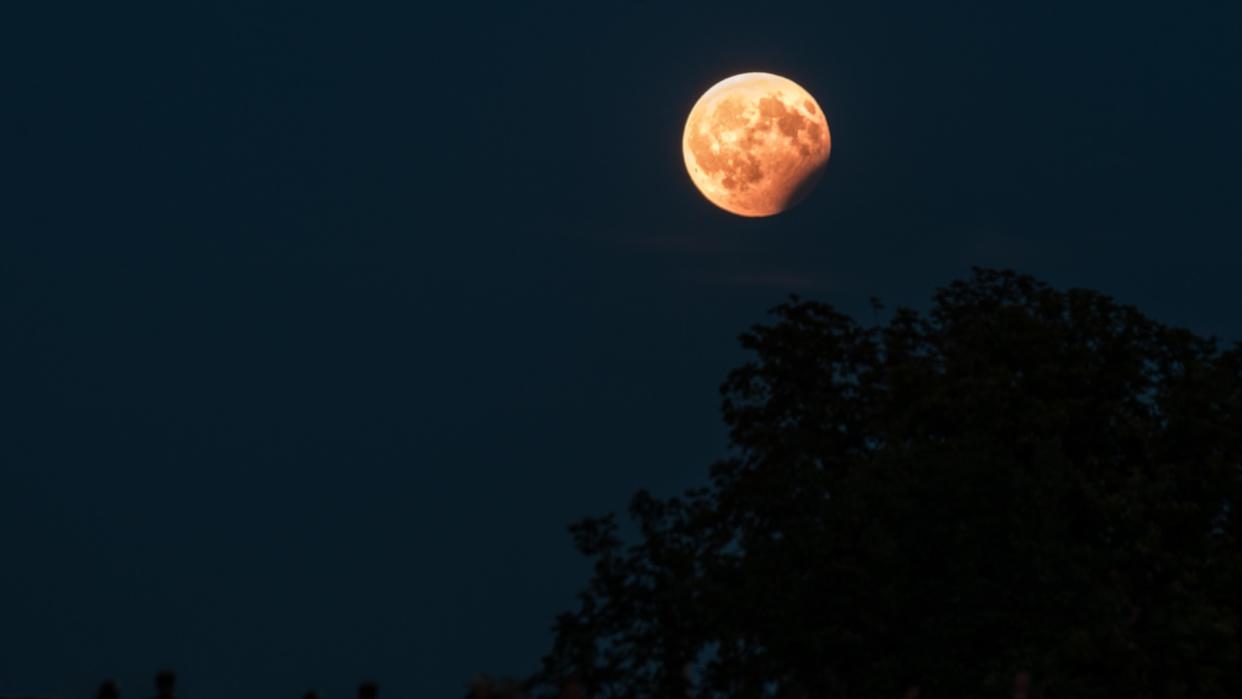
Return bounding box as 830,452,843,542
3,1,1240,697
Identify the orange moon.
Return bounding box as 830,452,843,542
683,73,831,217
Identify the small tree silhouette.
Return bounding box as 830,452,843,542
466,675,526,699
152,672,174,699
96,681,120,699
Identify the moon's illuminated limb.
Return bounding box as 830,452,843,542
683,72,831,217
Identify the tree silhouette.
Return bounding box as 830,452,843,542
151,672,174,699
529,268,1242,698
465,675,527,699
96,681,119,699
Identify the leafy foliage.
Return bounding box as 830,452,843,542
531,269,1242,698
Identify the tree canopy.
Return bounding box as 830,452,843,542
529,268,1242,698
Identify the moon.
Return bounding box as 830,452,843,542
683,72,831,217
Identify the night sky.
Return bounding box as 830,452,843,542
4,1,1240,697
